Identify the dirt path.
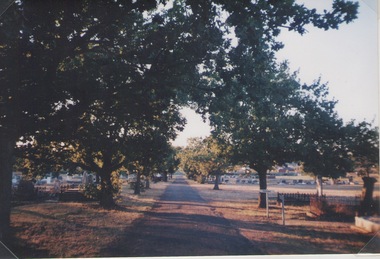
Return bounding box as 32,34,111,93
106,174,262,257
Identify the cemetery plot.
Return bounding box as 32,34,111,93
8,174,380,257
11,173,97,202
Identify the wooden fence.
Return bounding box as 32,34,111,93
277,192,324,205
278,192,362,206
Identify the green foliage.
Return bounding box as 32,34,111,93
178,136,231,182
295,81,353,179
343,121,379,176
210,61,302,174
82,171,122,200
82,183,102,200
0,0,360,239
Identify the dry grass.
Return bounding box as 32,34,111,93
9,181,169,258
188,180,379,255
8,177,380,257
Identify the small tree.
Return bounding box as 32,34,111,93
178,138,204,182
127,131,179,194
178,136,231,190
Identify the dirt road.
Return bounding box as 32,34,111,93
107,174,262,257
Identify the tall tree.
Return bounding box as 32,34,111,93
295,80,353,197
200,1,359,208
0,0,360,241
0,2,75,241
14,0,222,207
210,62,303,207
0,0,194,240
343,121,379,215
344,121,379,177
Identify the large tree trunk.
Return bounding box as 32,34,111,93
134,171,141,195
163,171,168,182
213,172,220,190
359,176,377,216
0,131,14,242
316,175,323,197
99,170,115,208
258,170,268,208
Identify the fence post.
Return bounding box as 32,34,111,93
280,194,285,226
266,191,269,218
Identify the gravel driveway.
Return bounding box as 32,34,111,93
108,174,262,257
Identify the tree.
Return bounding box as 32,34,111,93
178,136,231,189
210,62,304,206
0,0,360,241
178,138,203,181
126,131,179,195
155,145,180,182
295,80,353,197
0,0,200,239
178,138,204,182
344,121,379,177
0,2,77,241
198,1,359,207
12,0,223,208
344,121,379,215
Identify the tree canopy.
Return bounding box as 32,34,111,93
178,136,231,189
0,0,361,240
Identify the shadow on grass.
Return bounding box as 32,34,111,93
227,217,377,254
102,210,263,257
6,231,51,259
9,202,146,258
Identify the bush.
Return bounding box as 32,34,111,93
82,183,101,200
196,175,206,184
82,172,123,200
310,197,330,216
310,197,360,219
111,171,123,196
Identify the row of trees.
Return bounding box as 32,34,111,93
0,0,367,242
180,117,378,206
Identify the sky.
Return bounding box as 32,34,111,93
172,0,379,147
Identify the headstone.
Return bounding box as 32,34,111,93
82,171,88,185
88,174,94,184
53,179,60,193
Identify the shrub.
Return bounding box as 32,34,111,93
82,183,101,200
82,172,123,200
196,175,206,184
